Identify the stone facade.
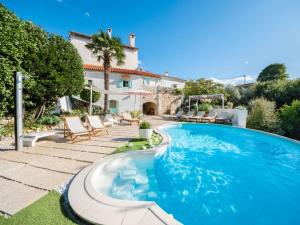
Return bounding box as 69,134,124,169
142,87,182,115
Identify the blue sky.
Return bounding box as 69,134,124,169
2,0,300,81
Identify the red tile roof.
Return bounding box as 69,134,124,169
83,64,161,78
69,31,138,51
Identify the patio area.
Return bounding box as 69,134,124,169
0,116,172,216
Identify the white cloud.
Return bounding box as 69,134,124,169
56,0,63,3
209,75,256,86
84,12,90,17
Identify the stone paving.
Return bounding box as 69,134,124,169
0,116,171,216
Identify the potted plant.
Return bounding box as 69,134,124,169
139,121,153,140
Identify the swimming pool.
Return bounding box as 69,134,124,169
107,123,300,225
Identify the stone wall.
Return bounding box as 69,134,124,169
142,86,182,115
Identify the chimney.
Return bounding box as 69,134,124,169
129,33,135,47
107,28,112,38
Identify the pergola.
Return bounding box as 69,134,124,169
188,94,225,111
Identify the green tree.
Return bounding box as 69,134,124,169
0,4,29,116
86,30,125,112
31,35,84,119
280,100,300,140
80,88,101,103
184,79,225,96
0,4,84,119
225,85,241,106
247,97,281,133
257,63,288,82
255,79,300,108
238,84,256,106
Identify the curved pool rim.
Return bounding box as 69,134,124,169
68,123,300,225
68,123,182,225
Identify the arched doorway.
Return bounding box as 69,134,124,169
143,102,157,115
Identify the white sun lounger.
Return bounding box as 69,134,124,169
86,115,109,136
64,117,91,142
23,131,56,147
103,114,119,127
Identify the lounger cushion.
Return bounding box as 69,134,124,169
65,117,88,133
87,116,105,129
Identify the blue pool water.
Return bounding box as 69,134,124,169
108,124,300,225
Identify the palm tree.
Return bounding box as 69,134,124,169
86,29,125,112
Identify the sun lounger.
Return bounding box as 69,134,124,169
180,111,195,121
190,111,206,122
64,117,91,143
86,115,109,136
23,131,56,147
165,110,184,120
103,114,119,127
201,111,217,123
120,112,140,125
215,112,231,124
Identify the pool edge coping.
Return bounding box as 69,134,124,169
68,122,182,225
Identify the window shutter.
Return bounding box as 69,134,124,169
117,80,123,88
128,80,133,88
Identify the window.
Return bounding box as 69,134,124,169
143,78,150,85
85,79,93,85
172,84,178,89
123,80,129,87
118,79,132,88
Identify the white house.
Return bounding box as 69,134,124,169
69,29,185,115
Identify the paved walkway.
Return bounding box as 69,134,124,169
0,116,171,216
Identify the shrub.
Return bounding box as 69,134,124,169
80,89,101,103
225,85,241,106
279,100,300,140
247,98,281,133
198,103,213,112
235,106,246,110
173,88,182,95
130,110,141,118
254,79,300,108
37,115,61,126
0,126,5,138
139,121,151,129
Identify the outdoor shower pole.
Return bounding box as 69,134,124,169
14,72,23,151
88,80,93,115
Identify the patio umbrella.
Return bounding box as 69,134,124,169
125,90,155,112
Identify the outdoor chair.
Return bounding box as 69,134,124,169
64,117,91,143
190,111,206,122
180,110,195,121
215,112,232,124
120,112,140,125
23,131,56,147
165,110,184,120
86,115,109,136
201,111,217,123
103,114,119,127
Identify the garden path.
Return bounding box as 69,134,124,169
0,116,172,216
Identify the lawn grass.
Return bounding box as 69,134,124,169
112,132,162,154
0,191,77,225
